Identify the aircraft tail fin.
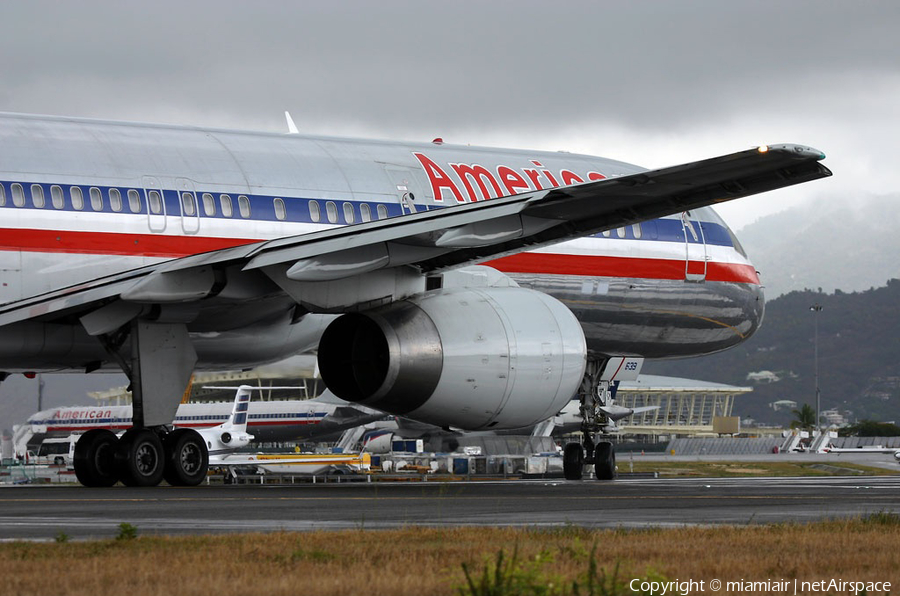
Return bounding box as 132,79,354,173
226,385,252,432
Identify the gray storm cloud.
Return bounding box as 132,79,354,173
0,2,895,227
2,2,896,134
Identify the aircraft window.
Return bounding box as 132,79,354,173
126,189,141,213
376,204,388,220
147,189,163,214
70,186,84,210
181,192,197,216
632,224,642,239
325,201,337,223
616,227,626,238
360,203,371,222
51,185,65,209
31,184,45,208
220,194,233,217
11,183,24,207
202,193,215,216
90,187,103,211
238,195,251,218
308,200,321,222
601,230,611,238
343,202,355,224
0,184,5,206
109,188,123,212
274,198,286,221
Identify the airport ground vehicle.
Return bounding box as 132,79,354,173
34,435,77,468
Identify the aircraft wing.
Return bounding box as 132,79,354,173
295,411,388,442
0,144,830,325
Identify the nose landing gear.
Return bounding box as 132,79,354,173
562,357,639,481
562,438,617,480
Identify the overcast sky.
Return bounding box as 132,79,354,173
1,2,897,424
2,1,896,229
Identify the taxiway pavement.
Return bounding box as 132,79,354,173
2,475,899,541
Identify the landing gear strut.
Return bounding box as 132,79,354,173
562,359,619,481
73,318,207,487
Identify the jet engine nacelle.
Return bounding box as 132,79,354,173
318,287,587,430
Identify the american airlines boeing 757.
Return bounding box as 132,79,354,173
0,112,831,486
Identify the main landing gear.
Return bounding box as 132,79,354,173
563,359,618,481
74,318,206,487
74,427,208,487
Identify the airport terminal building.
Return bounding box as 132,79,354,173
615,375,752,438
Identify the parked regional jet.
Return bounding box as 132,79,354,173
0,112,831,486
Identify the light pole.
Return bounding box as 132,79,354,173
810,304,823,433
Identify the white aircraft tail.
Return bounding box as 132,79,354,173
201,385,301,455
336,425,368,453
220,385,252,434
198,385,261,453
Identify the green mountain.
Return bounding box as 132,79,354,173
642,280,900,426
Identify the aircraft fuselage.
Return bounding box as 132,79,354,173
0,112,762,371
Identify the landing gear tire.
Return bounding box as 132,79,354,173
73,429,119,487
115,428,165,487
163,428,209,486
594,441,616,480
563,443,584,480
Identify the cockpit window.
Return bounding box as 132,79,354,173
727,228,748,258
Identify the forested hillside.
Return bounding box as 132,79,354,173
643,280,900,426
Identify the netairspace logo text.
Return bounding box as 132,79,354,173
629,578,891,595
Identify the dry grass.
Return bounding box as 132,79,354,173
623,459,896,477
2,517,899,596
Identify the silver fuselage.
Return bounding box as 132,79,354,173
0,113,763,371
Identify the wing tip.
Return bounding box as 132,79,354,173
764,143,826,161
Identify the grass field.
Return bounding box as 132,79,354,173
621,459,896,478
2,516,898,596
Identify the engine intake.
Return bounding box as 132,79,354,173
318,287,586,430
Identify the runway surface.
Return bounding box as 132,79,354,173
2,475,900,541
